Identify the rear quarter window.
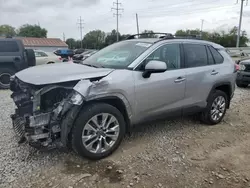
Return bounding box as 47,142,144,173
208,46,224,64
0,41,19,52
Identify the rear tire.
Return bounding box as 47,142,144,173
25,49,36,67
0,68,15,89
71,103,126,160
200,90,228,125
236,82,248,88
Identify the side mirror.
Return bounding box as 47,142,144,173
142,60,167,78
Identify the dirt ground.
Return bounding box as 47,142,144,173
1,87,250,188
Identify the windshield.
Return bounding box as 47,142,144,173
83,41,152,69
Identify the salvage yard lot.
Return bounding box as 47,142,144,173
1,88,250,188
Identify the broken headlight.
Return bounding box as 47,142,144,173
69,91,84,105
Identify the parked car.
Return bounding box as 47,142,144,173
82,50,98,60
10,33,237,160
236,59,250,88
73,50,97,61
54,48,74,58
0,38,35,89
72,50,91,60
74,48,85,54
34,50,62,65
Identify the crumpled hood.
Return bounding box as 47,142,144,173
15,62,114,85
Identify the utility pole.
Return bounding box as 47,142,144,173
200,19,204,38
136,13,140,35
236,0,248,48
77,16,84,48
112,0,123,42
63,32,65,42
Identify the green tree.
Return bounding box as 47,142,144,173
17,24,47,38
0,25,16,37
105,29,121,46
175,27,249,47
66,38,77,49
140,30,156,38
83,30,106,49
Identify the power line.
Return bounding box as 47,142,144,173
135,5,236,18
87,3,234,28
77,16,84,48
236,0,248,48
111,0,124,41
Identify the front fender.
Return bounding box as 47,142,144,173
73,79,133,118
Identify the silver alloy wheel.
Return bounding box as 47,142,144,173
0,73,11,86
210,96,226,121
82,113,120,154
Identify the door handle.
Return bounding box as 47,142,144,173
174,77,186,83
211,70,219,75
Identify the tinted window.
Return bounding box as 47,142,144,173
184,44,208,68
141,43,181,70
0,41,19,52
206,46,215,65
209,46,224,64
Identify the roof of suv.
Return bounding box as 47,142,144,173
127,38,224,50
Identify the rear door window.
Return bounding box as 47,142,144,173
183,44,208,68
206,46,215,65
0,41,19,52
208,46,224,64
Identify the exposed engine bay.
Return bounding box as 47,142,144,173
10,77,88,149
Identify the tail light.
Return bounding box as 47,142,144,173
234,64,239,72
59,57,62,60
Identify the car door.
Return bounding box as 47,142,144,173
133,42,186,123
182,43,221,113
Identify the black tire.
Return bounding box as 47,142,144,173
200,90,228,125
236,82,248,88
25,49,36,67
47,62,55,64
0,67,15,89
71,103,126,160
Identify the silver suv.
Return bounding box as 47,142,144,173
10,34,237,160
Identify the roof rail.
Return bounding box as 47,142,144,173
162,34,202,40
126,33,173,39
126,33,202,40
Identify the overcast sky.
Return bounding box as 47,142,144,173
1,0,250,40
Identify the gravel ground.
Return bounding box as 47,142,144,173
1,87,250,188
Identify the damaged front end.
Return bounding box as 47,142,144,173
10,76,84,150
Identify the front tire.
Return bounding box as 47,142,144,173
200,90,228,125
71,103,126,160
0,68,15,89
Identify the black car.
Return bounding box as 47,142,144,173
72,50,93,60
74,48,85,54
236,59,250,88
0,38,35,88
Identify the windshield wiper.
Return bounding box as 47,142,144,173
81,63,104,68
